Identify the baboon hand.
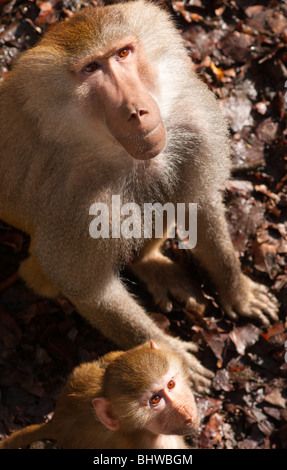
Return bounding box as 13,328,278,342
221,275,279,327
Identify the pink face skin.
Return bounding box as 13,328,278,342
140,368,199,436
74,37,166,160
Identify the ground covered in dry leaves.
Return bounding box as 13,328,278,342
0,0,286,450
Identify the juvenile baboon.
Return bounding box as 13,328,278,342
0,342,198,449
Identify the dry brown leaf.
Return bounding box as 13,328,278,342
264,389,286,408
209,61,224,84
229,324,260,355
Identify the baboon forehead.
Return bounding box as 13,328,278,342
39,5,137,56
105,348,182,397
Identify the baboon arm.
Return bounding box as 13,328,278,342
192,202,242,294
70,276,170,349
192,202,279,326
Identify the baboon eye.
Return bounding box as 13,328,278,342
167,380,175,389
83,61,99,73
150,395,161,405
118,48,130,59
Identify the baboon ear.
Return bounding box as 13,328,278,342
149,340,159,349
92,397,120,431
